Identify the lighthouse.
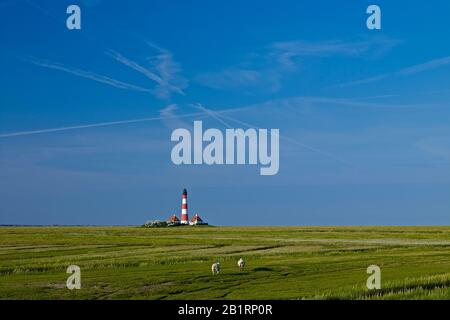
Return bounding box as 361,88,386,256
180,188,189,224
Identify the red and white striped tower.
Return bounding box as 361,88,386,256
180,188,189,224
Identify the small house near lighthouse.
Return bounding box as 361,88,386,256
168,214,180,226
189,214,206,225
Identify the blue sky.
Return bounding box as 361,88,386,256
1,0,450,225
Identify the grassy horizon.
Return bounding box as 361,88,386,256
0,226,449,300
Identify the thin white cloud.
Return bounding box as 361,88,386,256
27,57,153,93
196,66,283,93
330,74,390,88
270,38,400,69
147,43,187,82
335,55,450,88
27,43,187,100
272,40,369,55
196,68,263,90
0,116,170,138
159,103,178,117
194,103,233,129
107,50,163,84
197,38,399,92
158,104,192,130
288,95,448,110
106,44,187,99
197,104,352,166
397,56,450,75
0,106,252,138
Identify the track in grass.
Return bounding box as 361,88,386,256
0,226,449,299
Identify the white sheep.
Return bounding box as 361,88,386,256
211,262,221,275
237,258,245,271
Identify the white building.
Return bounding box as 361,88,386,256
189,214,206,225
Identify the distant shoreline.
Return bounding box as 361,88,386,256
0,224,138,227
1,224,448,227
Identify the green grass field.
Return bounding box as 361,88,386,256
0,226,449,300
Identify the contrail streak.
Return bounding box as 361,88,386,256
331,55,450,88
0,108,252,138
193,103,233,129
0,117,165,138
106,50,185,96
26,57,153,93
198,105,352,166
